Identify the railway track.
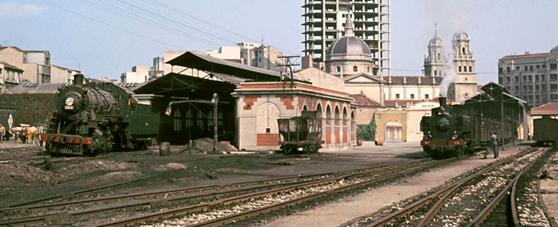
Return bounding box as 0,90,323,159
343,147,550,226
0,158,445,226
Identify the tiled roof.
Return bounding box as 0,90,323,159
0,61,23,71
386,75,442,85
384,99,424,108
500,52,550,60
531,102,558,115
349,93,382,108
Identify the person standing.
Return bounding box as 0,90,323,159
491,132,499,158
0,124,5,143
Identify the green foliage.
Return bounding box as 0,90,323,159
357,113,376,141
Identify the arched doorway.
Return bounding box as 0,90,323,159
256,102,281,146
342,107,348,144
385,122,403,143
325,105,332,144
334,106,340,144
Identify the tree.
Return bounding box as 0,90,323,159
357,112,377,141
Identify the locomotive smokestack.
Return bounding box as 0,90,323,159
73,74,84,85
439,97,447,107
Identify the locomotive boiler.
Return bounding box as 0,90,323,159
40,74,159,156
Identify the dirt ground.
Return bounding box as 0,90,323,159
0,141,424,207
5,141,552,226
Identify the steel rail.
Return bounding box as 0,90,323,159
469,149,544,227
93,160,443,227
0,160,429,225
1,160,416,214
354,147,536,227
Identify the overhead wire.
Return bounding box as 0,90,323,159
42,0,182,48
109,0,235,46
90,0,221,47
148,0,260,43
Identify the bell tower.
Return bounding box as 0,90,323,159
423,25,445,77
448,32,477,102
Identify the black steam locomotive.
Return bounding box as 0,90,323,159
39,74,159,156
420,83,526,158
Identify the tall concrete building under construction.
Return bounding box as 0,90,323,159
302,0,391,76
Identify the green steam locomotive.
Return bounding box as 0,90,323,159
420,83,526,159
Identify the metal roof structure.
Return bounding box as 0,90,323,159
166,51,284,82
134,73,237,101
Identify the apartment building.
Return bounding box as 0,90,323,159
302,0,391,76
51,64,81,84
0,61,23,92
498,45,558,107
121,65,150,83
0,46,51,84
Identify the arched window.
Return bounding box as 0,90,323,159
469,66,472,72
458,66,462,72
335,106,340,126
462,47,466,54
326,105,332,126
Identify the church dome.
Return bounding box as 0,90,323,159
329,36,371,56
453,31,469,41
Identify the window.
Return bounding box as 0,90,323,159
551,64,557,70
537,65,540,68
434,70,437,76
353,66,358,72
458,66,462,72
506,67,510,72
336,66,341,72
410,94,415,99
524,66,528,71
462,47,466,54
506,77,510,83
469,66,472,72
425,94,429,99
530,65,533,71
463,66,467,72
541,75,545,81
395,94,400,99
367,66,370,72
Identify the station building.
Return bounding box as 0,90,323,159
134,51,356,151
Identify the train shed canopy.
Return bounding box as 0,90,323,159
166,51,283,82
466,82,527,106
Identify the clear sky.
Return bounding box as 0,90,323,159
1,0,558,85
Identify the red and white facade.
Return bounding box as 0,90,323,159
234,81,356,151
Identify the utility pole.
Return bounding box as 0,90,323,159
277,55,301,87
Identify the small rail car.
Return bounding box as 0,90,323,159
533,116,558,146
277,111,322,153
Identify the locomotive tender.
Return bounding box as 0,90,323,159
40,74,159,156
420,83,526,158
533,116,558,146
